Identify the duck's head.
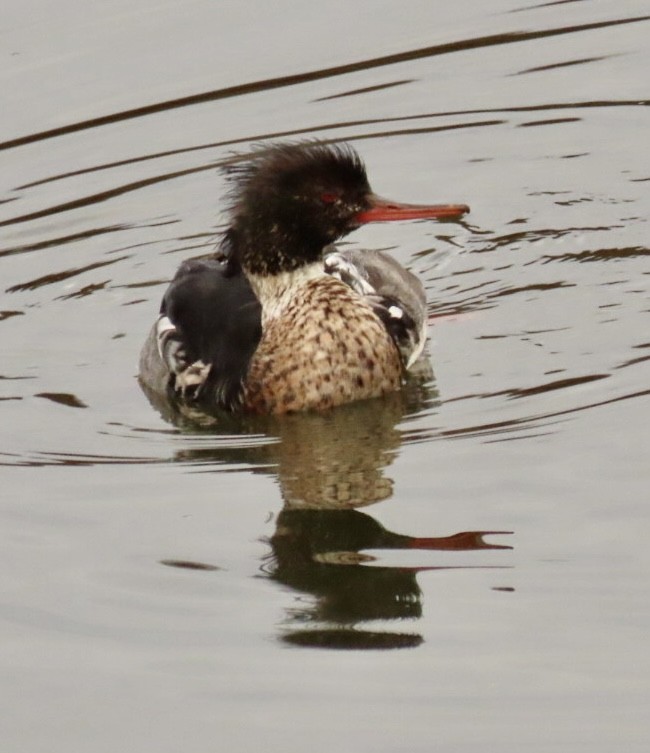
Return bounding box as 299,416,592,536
223,142,469,276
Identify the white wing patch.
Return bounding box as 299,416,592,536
175,360,212,396
324,251,428,372
324,252,376,297
155,314,212,397
405,321,428,370
156,315,176,345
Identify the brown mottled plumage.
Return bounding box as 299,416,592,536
244,276,402,413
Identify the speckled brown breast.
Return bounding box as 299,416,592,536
243,276,402,414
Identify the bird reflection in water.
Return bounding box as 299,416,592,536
143,367,512,650
268,509,510,650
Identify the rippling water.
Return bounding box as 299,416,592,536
2,1,649,750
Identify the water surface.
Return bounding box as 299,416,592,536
1,1,649,751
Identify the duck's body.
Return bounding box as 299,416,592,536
246,266,402,413
139,142,468,415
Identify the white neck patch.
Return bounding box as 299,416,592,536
247,262,326,324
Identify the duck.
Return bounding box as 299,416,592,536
139,141,469,414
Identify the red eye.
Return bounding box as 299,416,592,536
321,192,339,204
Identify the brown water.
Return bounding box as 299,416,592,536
1,1,649,750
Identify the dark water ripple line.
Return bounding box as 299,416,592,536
435,279,577,315
404,386,650,444
0,15,647,153
34,392,88,409
540,246,650,264
0,451,165,468
439,374,609,406
104,422,275,448
0,450,273,471
470,226,625,254
0,120,502,229
510,0,587,13
315,79,415,101
403,415,569,444
616,353,650,370
513,55,612,75
488,280,576,299
488,373,609,400
57,281,109,301
0,225,128,260
0,166,206,230
16,99,648,192
6,255,129,293
0,223,176,264
518,117,582,127
0,310,24,321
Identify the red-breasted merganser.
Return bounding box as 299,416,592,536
139,142,469,414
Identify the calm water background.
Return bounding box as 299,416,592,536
1,1,649,750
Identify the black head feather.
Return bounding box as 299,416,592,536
220,142,372,275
